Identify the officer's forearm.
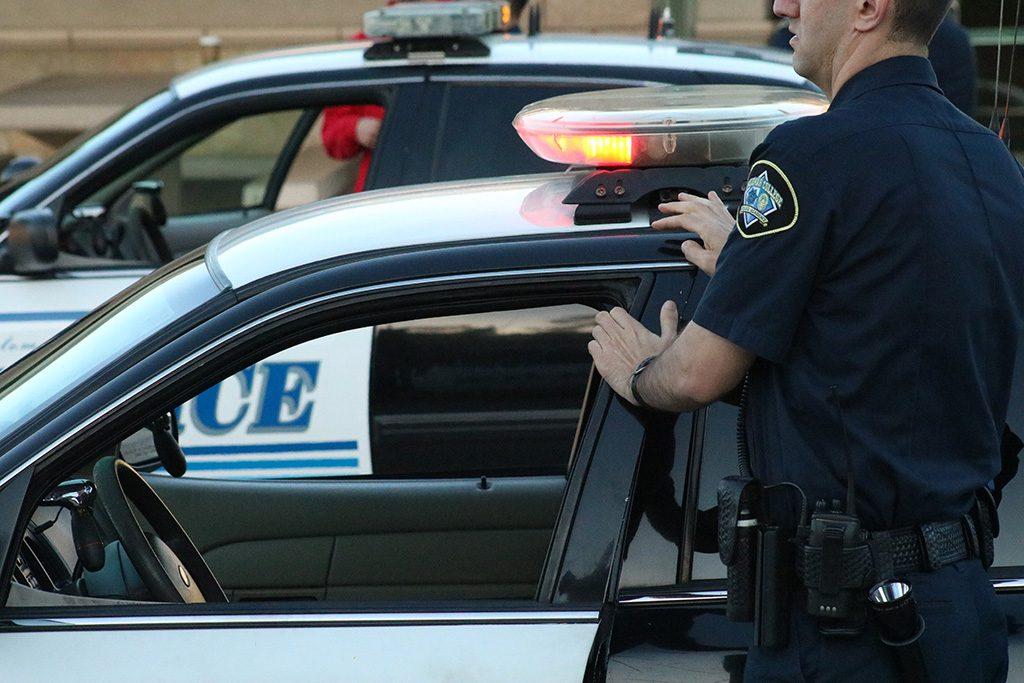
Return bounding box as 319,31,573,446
636,322,754,413
635,349,710,413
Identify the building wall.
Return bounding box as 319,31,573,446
0,0,776,156
0,1,775,92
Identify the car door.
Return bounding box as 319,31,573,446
0,253,681,680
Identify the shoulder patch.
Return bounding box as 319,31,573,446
737,159,799,238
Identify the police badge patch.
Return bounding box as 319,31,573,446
737,159,799,238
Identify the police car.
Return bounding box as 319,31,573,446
1,84,1023,682
0,3,812,479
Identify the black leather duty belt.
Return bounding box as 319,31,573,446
794,516,979,591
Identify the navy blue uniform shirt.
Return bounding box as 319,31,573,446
692,56,1024,529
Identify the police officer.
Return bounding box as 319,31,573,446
588,0,1023,679
768,5,977,116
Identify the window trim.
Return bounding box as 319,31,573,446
5,262,683,492
4,608,602,632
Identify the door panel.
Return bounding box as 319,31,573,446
148,474,565,601
4,617,599,682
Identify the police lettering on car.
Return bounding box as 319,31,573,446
589,0,1024,680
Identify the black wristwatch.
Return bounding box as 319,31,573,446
630,355,659,411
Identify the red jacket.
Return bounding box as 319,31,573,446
321,30,385,193
321,103,386,193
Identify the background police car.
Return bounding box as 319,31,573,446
0,4,813,479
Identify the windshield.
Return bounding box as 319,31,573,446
0,89,176,214
0,253,221,443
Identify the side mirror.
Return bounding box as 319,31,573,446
0,155,41,185
7,207,59,274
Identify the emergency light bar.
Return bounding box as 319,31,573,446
364,1,511,39
514,85,829,168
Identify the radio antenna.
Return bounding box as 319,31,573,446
830,386,857,516
991,0,1007,132
998,0,1024,145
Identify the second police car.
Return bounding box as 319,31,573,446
0,1,813,479
3,78,1024,681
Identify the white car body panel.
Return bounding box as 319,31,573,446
0,273,139,369
6,617,599,682
210,173,647,289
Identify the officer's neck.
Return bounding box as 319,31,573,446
826,40,928,99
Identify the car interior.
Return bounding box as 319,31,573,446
6,304,597,608
55,105,375,268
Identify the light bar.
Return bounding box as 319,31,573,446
513,85,829,168
364,1,510,39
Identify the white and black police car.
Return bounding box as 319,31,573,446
0,2,812,479
1,81,1024,681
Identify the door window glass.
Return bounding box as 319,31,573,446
158,303,596,480
275,111,362,210
15,302,599,605
146,109,303,216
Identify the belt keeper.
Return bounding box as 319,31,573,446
961,514,979,561
868,531,895,582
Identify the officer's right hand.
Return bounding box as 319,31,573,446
652,192,734,276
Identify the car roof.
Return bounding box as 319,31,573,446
172,34,806,100
206,171,648,290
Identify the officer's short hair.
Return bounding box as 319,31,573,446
891,0,951,44
510,0,528,15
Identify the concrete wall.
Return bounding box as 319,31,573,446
0,0,775,155
0,1,774,91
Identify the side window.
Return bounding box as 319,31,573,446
149,109,303,217
166,304,595,480
275,111,362,210
75,103,387,220
18,302,600,605
430,82,634,182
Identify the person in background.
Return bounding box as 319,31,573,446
769,3,976,116
321,0,529,193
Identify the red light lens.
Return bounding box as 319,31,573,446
530,133,635,167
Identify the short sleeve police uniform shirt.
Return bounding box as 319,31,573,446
692,57,1024,529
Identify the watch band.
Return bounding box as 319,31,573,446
630,355,660,411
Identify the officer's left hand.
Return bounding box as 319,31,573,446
652,191,734,276
588,301,679,405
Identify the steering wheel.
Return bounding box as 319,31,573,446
92,457,226,603
74,181,173,263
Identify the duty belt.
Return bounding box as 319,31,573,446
794,515,980,591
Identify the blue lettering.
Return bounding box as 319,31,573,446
191,366,256,435
249,362,319,433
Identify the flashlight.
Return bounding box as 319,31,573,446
868,580,929,683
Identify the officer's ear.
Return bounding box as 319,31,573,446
853,0,889,36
